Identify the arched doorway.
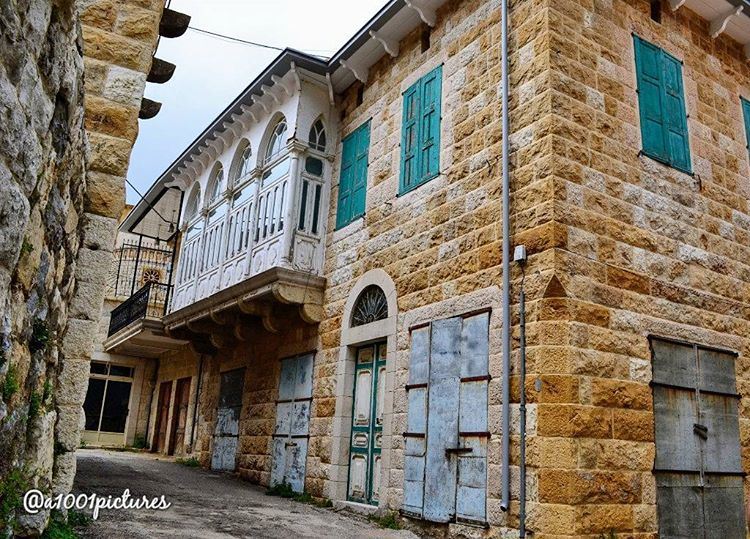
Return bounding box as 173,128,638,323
331,270,397,507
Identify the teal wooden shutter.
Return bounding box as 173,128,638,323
634,36,668,162
336,121,370,229
351,121,371,221
400,66,443,194
742,98,750,158
634,36,691,173
401,84,420,193
420,66,442,180
662,52,691,173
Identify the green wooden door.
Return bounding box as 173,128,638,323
347,342,387,505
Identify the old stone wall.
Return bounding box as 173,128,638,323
0,0,162,535
314,0,537,531
193,319,318,485
0,0,89,534
522,0,750,536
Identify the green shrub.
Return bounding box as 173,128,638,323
30,319,50,354
0,468,28,531
2,365,19,402
369,511,401,530
175,456,200,467
28,391,42,419
266,482,296,498
41,510,89,539
42,379,53,404
132,435,147,449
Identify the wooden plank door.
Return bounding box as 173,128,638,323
271,353,314,493
403,312,489,524
154,381,172,454
169,377,191,456
211,368,245,471
347,342,387,505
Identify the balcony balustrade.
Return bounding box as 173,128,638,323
170,145,327,314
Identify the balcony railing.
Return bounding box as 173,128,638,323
108,281,173,336
170,148,327,313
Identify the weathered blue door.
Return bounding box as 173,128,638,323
347,342,387,505
271,353,314,493
211,368,245,471
403,313,489,524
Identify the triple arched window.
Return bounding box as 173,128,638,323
235,144,253,182
184,184,201,223
207,165,224,206
264,119,288,164
309,119,327,152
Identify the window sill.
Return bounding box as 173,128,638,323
397,172,440,197
639,151,693,176
334,214,365,232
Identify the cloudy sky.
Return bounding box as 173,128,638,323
127,0,385,203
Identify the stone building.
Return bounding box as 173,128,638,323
0,0,187,535
103,0,750,536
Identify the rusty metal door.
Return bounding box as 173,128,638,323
651,338,746,538
403,312,489,524
347,342,387,505
211,368,245,471
154,381,172,454
169,377,191,456
271,353,314,492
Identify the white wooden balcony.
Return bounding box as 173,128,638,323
170,142,327,318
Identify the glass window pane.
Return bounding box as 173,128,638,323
99,380,132,433
109,365,134,378
305,157,323,176
262,157,290,186
90,362,108,375
83,378,106,431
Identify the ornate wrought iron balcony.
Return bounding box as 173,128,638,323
108,281,172,337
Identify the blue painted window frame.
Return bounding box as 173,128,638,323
336,120,371,230
399,65,443,195
633,35,692,174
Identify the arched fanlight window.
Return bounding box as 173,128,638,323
235,144,253,182
207,165,224,207
351,286,389,327
185,184,201,222
264,118,287,164
309,119,327,152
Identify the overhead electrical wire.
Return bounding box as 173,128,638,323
187,26,333,57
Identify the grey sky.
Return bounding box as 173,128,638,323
127,0,385,204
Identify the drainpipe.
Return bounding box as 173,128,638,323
518,270,528,538
500,0,512,514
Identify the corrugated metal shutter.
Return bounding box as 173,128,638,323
651,338,746,538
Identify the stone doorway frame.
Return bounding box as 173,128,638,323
328,269,397,506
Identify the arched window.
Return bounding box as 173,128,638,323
235,144,253,182
351,286,388,327
264,118,287,164
208,165,224,205
309,119,326,152
184,185,201,222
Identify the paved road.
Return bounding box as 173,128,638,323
73,449,416,539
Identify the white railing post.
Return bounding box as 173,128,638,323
244,167,263,277
217,188,233,287
281,144,303,266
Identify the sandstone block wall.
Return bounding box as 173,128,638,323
315,0,523,530
0,0,162,535
517,0,750,536
192,316,318,485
